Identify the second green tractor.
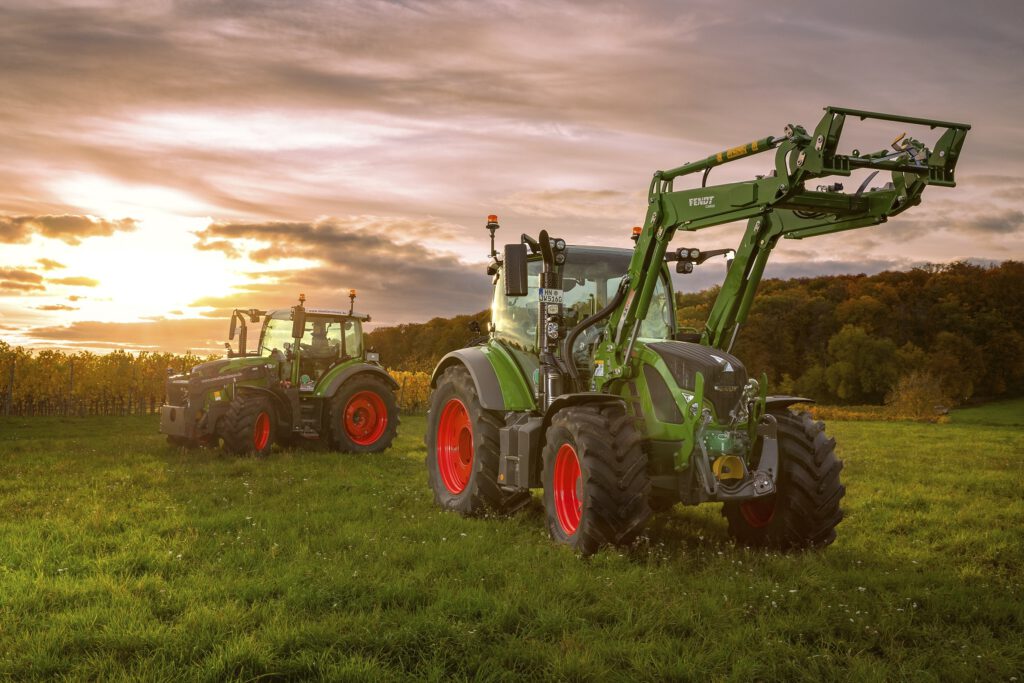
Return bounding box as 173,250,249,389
161,291,399,455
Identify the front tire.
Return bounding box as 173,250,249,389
425,365,529,516
330,375,399,453
221,393,276,457
722,410,845,549
542,403,652,556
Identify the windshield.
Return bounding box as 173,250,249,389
492,246,673,355
260,317,293,356
260,314,363,358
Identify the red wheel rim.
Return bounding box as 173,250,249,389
740,498,776,528
253,411,271,450
344,391,388,446
553,443,582,535
437,398,473,494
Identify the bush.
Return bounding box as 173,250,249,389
886,371,954,422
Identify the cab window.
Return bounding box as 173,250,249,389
260,317,294,356
492,260,542,353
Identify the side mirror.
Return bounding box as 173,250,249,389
229,314,237,340
291,308,306,340
504,243,528,297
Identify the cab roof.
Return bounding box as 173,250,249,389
267,308,370,322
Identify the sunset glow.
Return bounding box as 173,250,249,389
1,0,1020,353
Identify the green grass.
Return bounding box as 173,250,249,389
1,414,1022,681
951,397,1024,427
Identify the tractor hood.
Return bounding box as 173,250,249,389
644,341,748,421
191,358,234,378
189,355,268,379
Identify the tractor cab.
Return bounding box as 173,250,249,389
490,244,675,389
258,307,367,390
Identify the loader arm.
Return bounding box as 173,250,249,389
598,106,969,380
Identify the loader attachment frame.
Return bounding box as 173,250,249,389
597,106,970,380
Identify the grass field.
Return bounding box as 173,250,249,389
1,404,1023,681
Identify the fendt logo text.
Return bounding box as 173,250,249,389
689,196,715,208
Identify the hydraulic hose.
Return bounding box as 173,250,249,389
561,278,630,392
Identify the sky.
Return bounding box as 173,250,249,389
1,0,1021,354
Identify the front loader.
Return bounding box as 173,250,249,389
161,291,399,455
425,106,969,554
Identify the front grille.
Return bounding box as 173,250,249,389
646,341,747,421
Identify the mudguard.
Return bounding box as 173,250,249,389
542,392,627,435
235,384,292,423
765,395,815,411
321,363,399,397
431,348,508,411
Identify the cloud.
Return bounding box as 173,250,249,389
0,0,1016,228
502,189,644,220
0,214,136,245
0,267,45,293
192,218,490,326
193,239,241,258
27,317,227,354
672,257,932,294
952,210,1024,235
49,276,100,287
37,258,66,270
34,304,78,311
194,215,466,259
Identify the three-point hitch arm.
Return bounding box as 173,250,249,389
598,106,970,381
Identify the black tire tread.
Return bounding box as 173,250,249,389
543,403,652,556
722,410,844,549
221,393,275,456
426,366,530,516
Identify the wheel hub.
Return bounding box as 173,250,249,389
437,398,473,494
553,443,582,535
344,391,388,445
253,411,271,451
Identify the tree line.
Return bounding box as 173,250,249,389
368,261,1024,406
679,260,1024,405
0,345,211,415
3,261,1020,414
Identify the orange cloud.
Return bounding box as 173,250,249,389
0,214,136,245
49,276,100,287
0,267,45,293
34,304,78,311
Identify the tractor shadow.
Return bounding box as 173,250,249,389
513,495,744,566
627,505,740,562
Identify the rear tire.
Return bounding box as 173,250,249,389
330,375,399,453
221,393,276,457
722,410,844,549
542,403,652,556
425,365,530,516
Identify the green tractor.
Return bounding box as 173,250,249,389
425,106,969,554
161,290,399,455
